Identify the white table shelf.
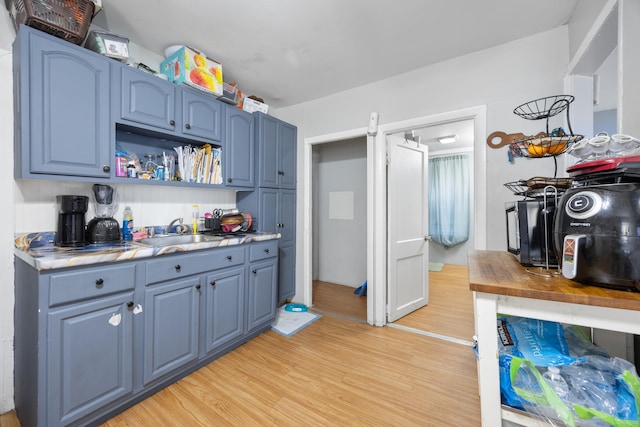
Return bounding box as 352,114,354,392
469,250,640,426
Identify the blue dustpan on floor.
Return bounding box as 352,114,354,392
354,281,367,297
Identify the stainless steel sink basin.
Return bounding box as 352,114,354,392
137,234,224,247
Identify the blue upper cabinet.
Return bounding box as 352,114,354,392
12,26,253,189
117,66,177,132
14,26,111,179
116,65,223,144
256,113,297,189
225,106,254,188
182,90,223,142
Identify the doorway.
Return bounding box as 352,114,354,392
302,105,487,326
311,138,368,321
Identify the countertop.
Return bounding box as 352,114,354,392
14,231,281,271
468,250,640,311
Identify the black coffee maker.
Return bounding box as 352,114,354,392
55,195,89,247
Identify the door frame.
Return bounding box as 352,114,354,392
302,105,487,326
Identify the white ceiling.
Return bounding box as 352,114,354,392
96,0,579,109
392,119,475,154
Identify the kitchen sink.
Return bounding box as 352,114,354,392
136,234,225,247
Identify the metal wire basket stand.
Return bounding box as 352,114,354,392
509,95,584,175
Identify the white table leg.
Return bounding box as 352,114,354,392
474,292,502,427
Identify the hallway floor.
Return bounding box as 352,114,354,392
312,263,475,343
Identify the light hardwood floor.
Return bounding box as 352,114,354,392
1,264,481,426
312,264,475,343
311,280,368,321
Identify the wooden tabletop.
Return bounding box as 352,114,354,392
468,250,640,311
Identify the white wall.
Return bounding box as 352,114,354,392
0,9,15,415
276,27,571,303
314,139,367,288
567,0,609,59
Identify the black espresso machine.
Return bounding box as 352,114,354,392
553,155,640,291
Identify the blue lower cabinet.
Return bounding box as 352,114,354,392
143,277,200,385
205,267,245,352
13,240,278,427
48,293,134,426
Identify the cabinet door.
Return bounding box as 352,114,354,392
205,267,245,352
47,293,134,426
259,188,279,233
23,29,111,178
182,90,222,142
279,122,297,189
278,189,297,247
225,107,255,188
143,277,200,385
119,66,177,131
278,244,296,302
247,260,278,332
257,114,280,188
278,189,297,302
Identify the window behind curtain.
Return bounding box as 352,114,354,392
428,153,471,248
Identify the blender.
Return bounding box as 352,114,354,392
86,184,122,243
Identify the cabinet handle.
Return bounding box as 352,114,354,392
278,170,284,175
95,278,104,287
264,248,270,253
175,264,182,272
195,284,201,290
127,301,134,309
226,255,232,261
102,165,110,173
227,178,233,183
252,269,257,275
210,281,216,288
185,123,191,129
169,119,175,126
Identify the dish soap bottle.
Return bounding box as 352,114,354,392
122,205,134,241
192,204,199,234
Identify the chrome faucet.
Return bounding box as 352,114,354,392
164,218,183,235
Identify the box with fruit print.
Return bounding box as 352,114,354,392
160,46,223,96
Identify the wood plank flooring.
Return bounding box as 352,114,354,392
312,264,475,343
0,264,481,426
311,280,367,321
394,264,476,342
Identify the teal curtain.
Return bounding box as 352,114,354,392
428,153,471,248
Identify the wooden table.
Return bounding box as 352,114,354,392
468,250,640,426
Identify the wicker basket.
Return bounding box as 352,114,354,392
6,0,94,45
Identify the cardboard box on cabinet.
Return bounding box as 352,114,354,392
160,46,223,97
242,97,269,114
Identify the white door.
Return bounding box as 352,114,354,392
387,135,429,322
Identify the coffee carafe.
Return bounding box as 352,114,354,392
86,184,122,243
55,195,89,247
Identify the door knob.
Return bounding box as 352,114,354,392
424,236,432,241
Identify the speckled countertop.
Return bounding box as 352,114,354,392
14,231,281,271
